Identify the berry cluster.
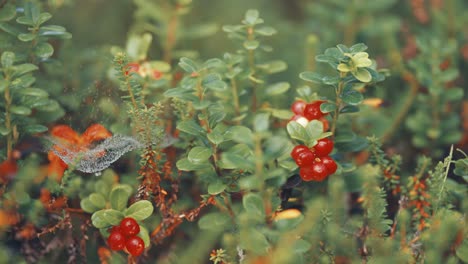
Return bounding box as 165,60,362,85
290,100,337,181
290,100,329,130
125,62,163,79
107,217,145,256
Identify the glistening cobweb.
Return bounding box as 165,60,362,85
45,135,143,174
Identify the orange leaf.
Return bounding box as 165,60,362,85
81,124,112,145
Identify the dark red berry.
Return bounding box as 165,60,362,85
299,161,329,181
153,70,163,79
107,231,125,251
321,156,337,174
291,100,307,115
303,101,325,120
126,236,145,256
291,145,310,161
314,138,334,157
120,218,140,237
295,150,315,167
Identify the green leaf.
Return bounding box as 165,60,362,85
322,76,341,85
24,2,40,24
220,152,254,170
320,102,336,113
202,73,227,91
80,198,100,213
265,82,290,96
16,16,33,25
243,40,259,50
1,51,15,68
341,90,363,105
176,158,211,171
340,105,359,113
255,26,276,36
305,120,324,142
89,193,106,209
13,63,38,76
225,126,253,145
286,121,308,142
456,239,468,262
240,228,270,254
299,71,323,83
10,105,31,115
198,212,230,230
353,68,372,82
188,146,212,164
207,180,226,195
109,186,131,211
443,87,464,101
138,226,150,248
258,60,287,74
24,124,48,133
177,120,206,137
179,57,198,73
253,113,270,132
20,88,48,97
102,209,124,226
207,131,224,145
244,9,259,24
125,200,154,221
350,43,368,53
34,42,54,58
243,193,265,218
0,4,16,22
18,33,36,42
39,25,72,39
37,12,52,25
91,210,111,229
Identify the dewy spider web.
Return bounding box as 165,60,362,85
46,135,143,173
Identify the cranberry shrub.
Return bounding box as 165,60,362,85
0,0,467,263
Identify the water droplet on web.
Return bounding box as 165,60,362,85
45,135,143,174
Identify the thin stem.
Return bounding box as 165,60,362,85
3,77,12,160
246,26,258,112
330,73,346,138
228,67,241,120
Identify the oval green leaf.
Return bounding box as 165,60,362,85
125,200,154,221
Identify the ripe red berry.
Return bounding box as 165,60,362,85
107,231,125,251
295,149,315,167
120,218,140,237
303,101,325,120
153,70,163,79
299,161,329,181
291,100,306,115
109,225,121,233
125,63,140,76
314,138,334,157
126,236,145,256
321,156,337,174
291,145,310,160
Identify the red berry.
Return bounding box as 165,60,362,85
291,100,306,115
153,70,163,79
321,156,337,174
107,231,125,251
295,149,315,167
314,138,334,157
291,145,310,160
299,161,329,181
303,101,325,120
109,226,121,233
126,236,145,256
120,218,140,237
125,63,140,76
